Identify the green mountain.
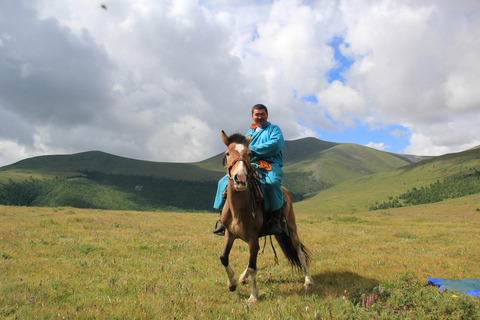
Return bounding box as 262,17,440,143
194,138,341,172
0,137,444,212
295,146,480,214
282,142,409,185
0,150,223,181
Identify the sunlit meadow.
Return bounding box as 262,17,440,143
1,195,480,319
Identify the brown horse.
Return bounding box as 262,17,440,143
218,130,313,303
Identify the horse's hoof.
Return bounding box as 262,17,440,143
228,284,237,292
304,277,314,289
248,295,258,304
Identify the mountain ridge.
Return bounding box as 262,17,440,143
2,137,476,213
1,137,415,187
295,146,480,214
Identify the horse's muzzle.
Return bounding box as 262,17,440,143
234,174,248,191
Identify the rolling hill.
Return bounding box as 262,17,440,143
0,150,224,181
4,137,476,214
295,146,480,214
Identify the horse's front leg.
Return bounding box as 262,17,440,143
220,233,237,292
239,265,249,285
238,245,256,285
241,239,260,304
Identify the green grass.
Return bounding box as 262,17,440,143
0,171,51,184
1,195,480,318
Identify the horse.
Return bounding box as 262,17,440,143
218,130,313,304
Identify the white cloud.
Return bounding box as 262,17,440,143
1,0,480,167
0,139,31,166
365,142,390,151
316,80,367,128
146,115,216,162
405,119,480,156
443,67,480,111
404,133,451,156
389,128,409,139
339,0,480,154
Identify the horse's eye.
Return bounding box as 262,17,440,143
248,152,252,158
226,152,230,157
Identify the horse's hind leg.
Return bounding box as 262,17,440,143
291,231,313,288
281,188,313,287
220,234,237,292
298,242,313,288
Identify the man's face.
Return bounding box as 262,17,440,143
252,108,268,127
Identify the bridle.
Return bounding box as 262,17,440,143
227,156,264,218
227,157,250,179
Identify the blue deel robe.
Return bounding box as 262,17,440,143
213,122,284,212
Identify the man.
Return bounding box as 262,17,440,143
213,104,284,236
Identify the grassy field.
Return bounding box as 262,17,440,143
1,195,480,319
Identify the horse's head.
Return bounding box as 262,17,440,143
221,130,252,192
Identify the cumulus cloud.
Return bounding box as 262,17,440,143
365,142,390,151
317,80,367,128
0,0,479,167
0,4,114,127
338,0,480,154
389,128,409,139
405,118,480,156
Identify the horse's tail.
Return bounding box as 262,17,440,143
274,232,312,270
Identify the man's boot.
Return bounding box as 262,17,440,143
212,220,225,236
213,190,227,236
267,209,283,235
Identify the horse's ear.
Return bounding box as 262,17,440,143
221,130,229,146
245,135,251,145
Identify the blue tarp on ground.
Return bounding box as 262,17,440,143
428,277,480,297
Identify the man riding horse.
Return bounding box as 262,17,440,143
213,104,284,236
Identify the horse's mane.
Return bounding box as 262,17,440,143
227,133,247,145
222,133,247,167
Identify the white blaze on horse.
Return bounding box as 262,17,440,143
218,130,313,304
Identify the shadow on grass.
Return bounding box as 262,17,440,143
307,270,379,299
246,270,379,302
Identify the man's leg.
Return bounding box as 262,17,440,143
267,208,283,235
264,171,284,235
212,175,229,236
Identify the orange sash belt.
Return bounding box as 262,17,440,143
253,160,272,171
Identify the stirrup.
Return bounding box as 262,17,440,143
212,220,225,236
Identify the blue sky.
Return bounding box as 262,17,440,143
316,124,410,153
301,37,411,153
326,36,353,84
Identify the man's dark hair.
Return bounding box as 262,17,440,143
251,104,268,115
